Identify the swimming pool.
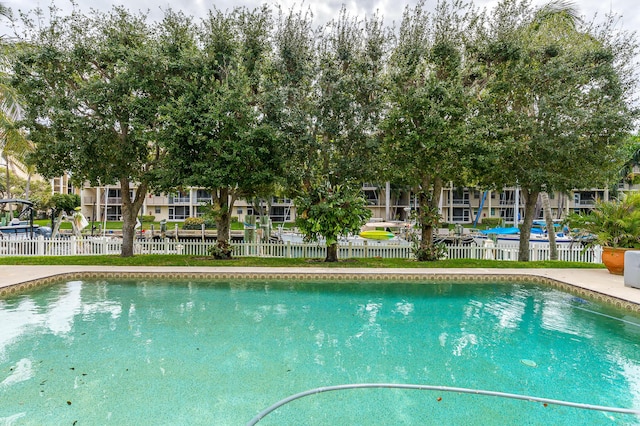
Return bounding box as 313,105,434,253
1,278,640,425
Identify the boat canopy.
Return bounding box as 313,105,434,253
0,198,34,207
480,227,519,235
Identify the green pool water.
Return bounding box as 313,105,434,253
1,279,640,425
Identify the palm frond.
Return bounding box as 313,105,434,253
536,0,582,26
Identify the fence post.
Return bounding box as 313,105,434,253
37,236,45,255
594,246,603,264
165,238,169,254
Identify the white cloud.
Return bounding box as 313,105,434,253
4,0,637,30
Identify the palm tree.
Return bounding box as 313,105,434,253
0,3,34,200
531,0,582,261
620,138,640,186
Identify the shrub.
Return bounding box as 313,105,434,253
183,217,216,230
208,241,233,259
51,193,80,214
183,217,204,230
140,215,155,223
412,241,447,261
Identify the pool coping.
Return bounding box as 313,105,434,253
1,265,639,312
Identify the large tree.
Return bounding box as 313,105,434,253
12,7,167,256
156,7,282,256
269,8,388,262
473,0,638,261
381,0,476,260
268,7,389,261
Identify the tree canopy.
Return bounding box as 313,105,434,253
7,0,639,262
381,0,477,260
12,7,167,256
154,7,282,254
472,0,638,260
266,6,389,260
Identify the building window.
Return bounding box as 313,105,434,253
237,208,243,215
196,189,211,203
105,188,134,205
452,208,470,222
450,189,469,205
169,206,190,220
271,197,292,204
106,206,122,221
364,190,378,205
269,206,291,222
155,207,161,214
169,191,190,204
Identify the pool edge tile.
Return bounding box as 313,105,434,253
1,268,638,313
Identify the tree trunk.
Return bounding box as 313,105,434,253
25,173,31,199
517,189,539,262
417,177,443,261
419,190,432,250
213,187,231,245
210,187,236,259
3,152,10,199
541,191,557,260
325,242,339,262
119,179,147,257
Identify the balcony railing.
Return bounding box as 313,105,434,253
105,197,122,205
168,196,191,204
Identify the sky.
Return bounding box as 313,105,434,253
2,0,639,34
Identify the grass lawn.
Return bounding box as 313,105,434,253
33,220,247,231
0,255,605,269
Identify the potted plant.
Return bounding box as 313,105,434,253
567,192,640,275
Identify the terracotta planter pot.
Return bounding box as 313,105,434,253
601,247,631,275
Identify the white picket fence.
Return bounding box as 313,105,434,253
0,236,603,263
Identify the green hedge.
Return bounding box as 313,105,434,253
183,217,216,230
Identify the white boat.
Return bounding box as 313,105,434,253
0,199,52,239
274,222,411,246
473,221,575,246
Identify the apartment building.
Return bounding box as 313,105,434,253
69,175,639,227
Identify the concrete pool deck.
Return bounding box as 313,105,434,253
1,265,639,308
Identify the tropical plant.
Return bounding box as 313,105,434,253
619,137,640,185
207,240,233,260
294,182,372,262
0,11,34,200
566,192,640,249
